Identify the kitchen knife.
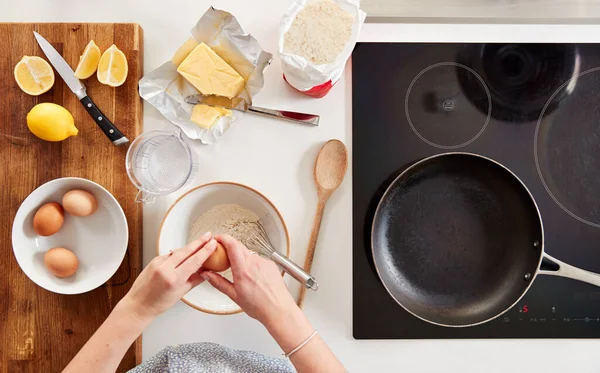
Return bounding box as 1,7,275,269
33,32,129,146
185,94,320,126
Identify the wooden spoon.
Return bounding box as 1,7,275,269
298,139,348,308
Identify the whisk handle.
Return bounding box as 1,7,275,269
271,250,319,291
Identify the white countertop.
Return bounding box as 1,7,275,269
4,0,600,371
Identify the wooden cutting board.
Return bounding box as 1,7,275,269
0,23,143,373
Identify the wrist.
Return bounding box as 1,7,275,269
264,306,314,353
112,297,154,332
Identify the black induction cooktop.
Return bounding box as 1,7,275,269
352,43,600,338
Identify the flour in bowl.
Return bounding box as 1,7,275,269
189,204,260,249
283,0,354,65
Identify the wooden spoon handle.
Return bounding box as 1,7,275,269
298,198,327,308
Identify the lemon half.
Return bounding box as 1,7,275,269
14,56,55,96
27,103,78,142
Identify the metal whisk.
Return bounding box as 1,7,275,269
241,221,319,291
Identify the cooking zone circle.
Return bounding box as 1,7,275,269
457,44,579,123
535,67,600,227
405,62,491,149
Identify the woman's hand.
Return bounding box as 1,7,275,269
201,234,298,327
202,235,346,373
64,233,218,373
119,232,217,323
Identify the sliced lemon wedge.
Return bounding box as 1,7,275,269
74,40,101,79
97,44,128,87
14,56,55,96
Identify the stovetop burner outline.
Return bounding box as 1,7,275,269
535,66,600,228
405,62,492,150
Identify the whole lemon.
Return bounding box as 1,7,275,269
27,103,78,142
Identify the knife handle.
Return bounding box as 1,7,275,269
80,96,129,146
247,106,320,126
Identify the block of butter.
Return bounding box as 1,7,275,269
177,43,245,99
190,104,232,129
171,37,199,67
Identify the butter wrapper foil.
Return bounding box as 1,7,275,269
139,7,273,144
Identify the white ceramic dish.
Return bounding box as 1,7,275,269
11,177,129,295
158,182,290,314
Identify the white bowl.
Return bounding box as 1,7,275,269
11,177,129,295
158,182,290,314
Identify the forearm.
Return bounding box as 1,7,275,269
63,300,149,373
265,307,346,373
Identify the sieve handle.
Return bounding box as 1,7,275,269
270,250,318,291
135,190,157,204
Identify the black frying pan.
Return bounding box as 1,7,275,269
372,153,600,327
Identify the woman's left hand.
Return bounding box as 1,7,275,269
63,233,217,373
118,232,217,322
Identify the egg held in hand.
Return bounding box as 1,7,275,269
202,242,230,272
33,202,64,236
44,247,79,278
62,189,98,217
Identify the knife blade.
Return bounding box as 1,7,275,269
33,32,129,146
185,94,319,126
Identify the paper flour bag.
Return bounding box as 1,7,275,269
278,0,366,98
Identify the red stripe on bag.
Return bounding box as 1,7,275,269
283,74,335,98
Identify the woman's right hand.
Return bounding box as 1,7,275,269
203,234,346,373
201,234,299,327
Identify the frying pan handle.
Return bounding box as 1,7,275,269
540,253,600,287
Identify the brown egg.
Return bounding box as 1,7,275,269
62,189,98,217
33,202,64,236
44,247,79,278
202,242,230,272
